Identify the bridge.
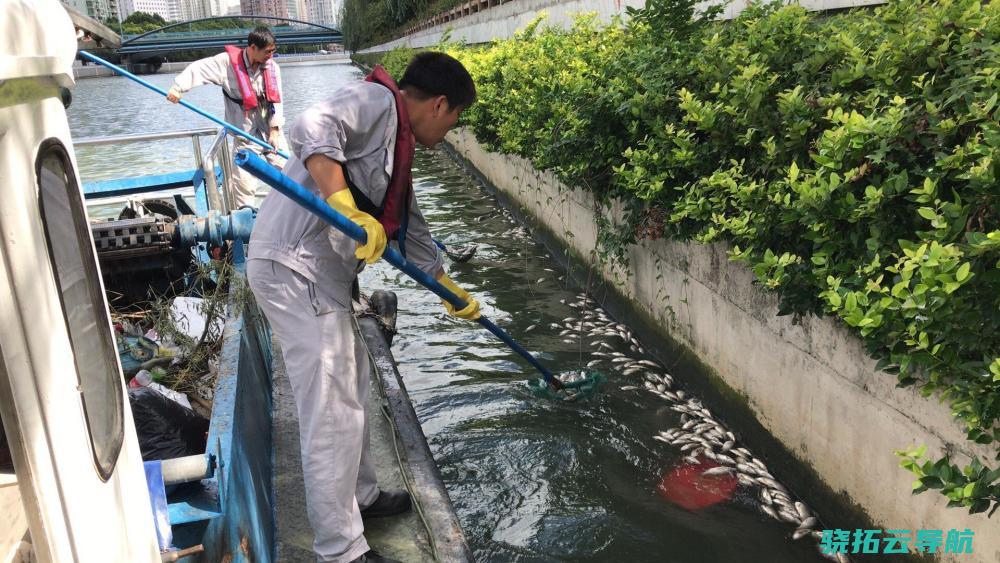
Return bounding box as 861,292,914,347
117,16,342,56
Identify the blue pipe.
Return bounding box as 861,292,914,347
78,50,460,257
235,150,561,387
176,208,256,248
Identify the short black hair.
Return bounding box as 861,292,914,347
399,52,476,111
248,26,276,48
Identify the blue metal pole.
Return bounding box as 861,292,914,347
78,50,289,159
235,150,560,387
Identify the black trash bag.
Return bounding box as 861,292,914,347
128,387,209,461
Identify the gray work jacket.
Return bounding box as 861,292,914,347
171,50,284,139
248,80,442,307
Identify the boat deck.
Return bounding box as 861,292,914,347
272,314,470,562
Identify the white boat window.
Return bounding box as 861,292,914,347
36,140,124,481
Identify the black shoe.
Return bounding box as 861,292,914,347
349,549,401,563
360,489,412,519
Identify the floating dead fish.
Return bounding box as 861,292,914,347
586,360,602,368
797,516,818,530
702,466,735,477
620,385,638,391
795,501,812,520
778,509,800,524
792,528,812,541
525,324,537,332
761,505,779,520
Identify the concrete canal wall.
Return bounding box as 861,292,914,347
445,128,998,562
362,0,886,52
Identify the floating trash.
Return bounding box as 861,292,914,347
658,459,738,510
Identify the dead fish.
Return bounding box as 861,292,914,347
525,324,537,332
702,466,735,477
536,277,545,284
797,516,819,530
586,360,602,368
761,505,779,520
792,528,812,541
795,501,812,520
620,385,638,391
715,454,736,466
562,339,576,344
778,509,800,524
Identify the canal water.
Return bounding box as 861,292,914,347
69,61,826,562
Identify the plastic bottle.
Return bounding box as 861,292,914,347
129,370,192,410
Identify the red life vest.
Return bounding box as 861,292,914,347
224,45,281,111
361,65,414,241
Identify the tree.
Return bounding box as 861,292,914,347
123,11,167,27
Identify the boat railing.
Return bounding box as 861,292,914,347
78,126,236,214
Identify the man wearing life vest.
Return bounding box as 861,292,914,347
246,53,478,563
166,26,286,209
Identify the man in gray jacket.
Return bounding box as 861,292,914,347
167,26,286,208
247,53,479,563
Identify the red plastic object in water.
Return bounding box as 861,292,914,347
658,459,738,510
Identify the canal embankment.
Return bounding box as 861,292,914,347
443,126,998,562
359,0,887,53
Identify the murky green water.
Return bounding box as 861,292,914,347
69,63,826,562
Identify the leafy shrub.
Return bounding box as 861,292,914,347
378,0,1000,516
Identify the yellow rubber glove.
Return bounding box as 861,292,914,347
326,190,387,264
437,272,481,321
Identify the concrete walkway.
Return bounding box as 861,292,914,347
271,333,436,562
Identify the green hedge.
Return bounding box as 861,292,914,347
380,0,1000,515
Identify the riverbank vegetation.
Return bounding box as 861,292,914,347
375,0,1000,516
